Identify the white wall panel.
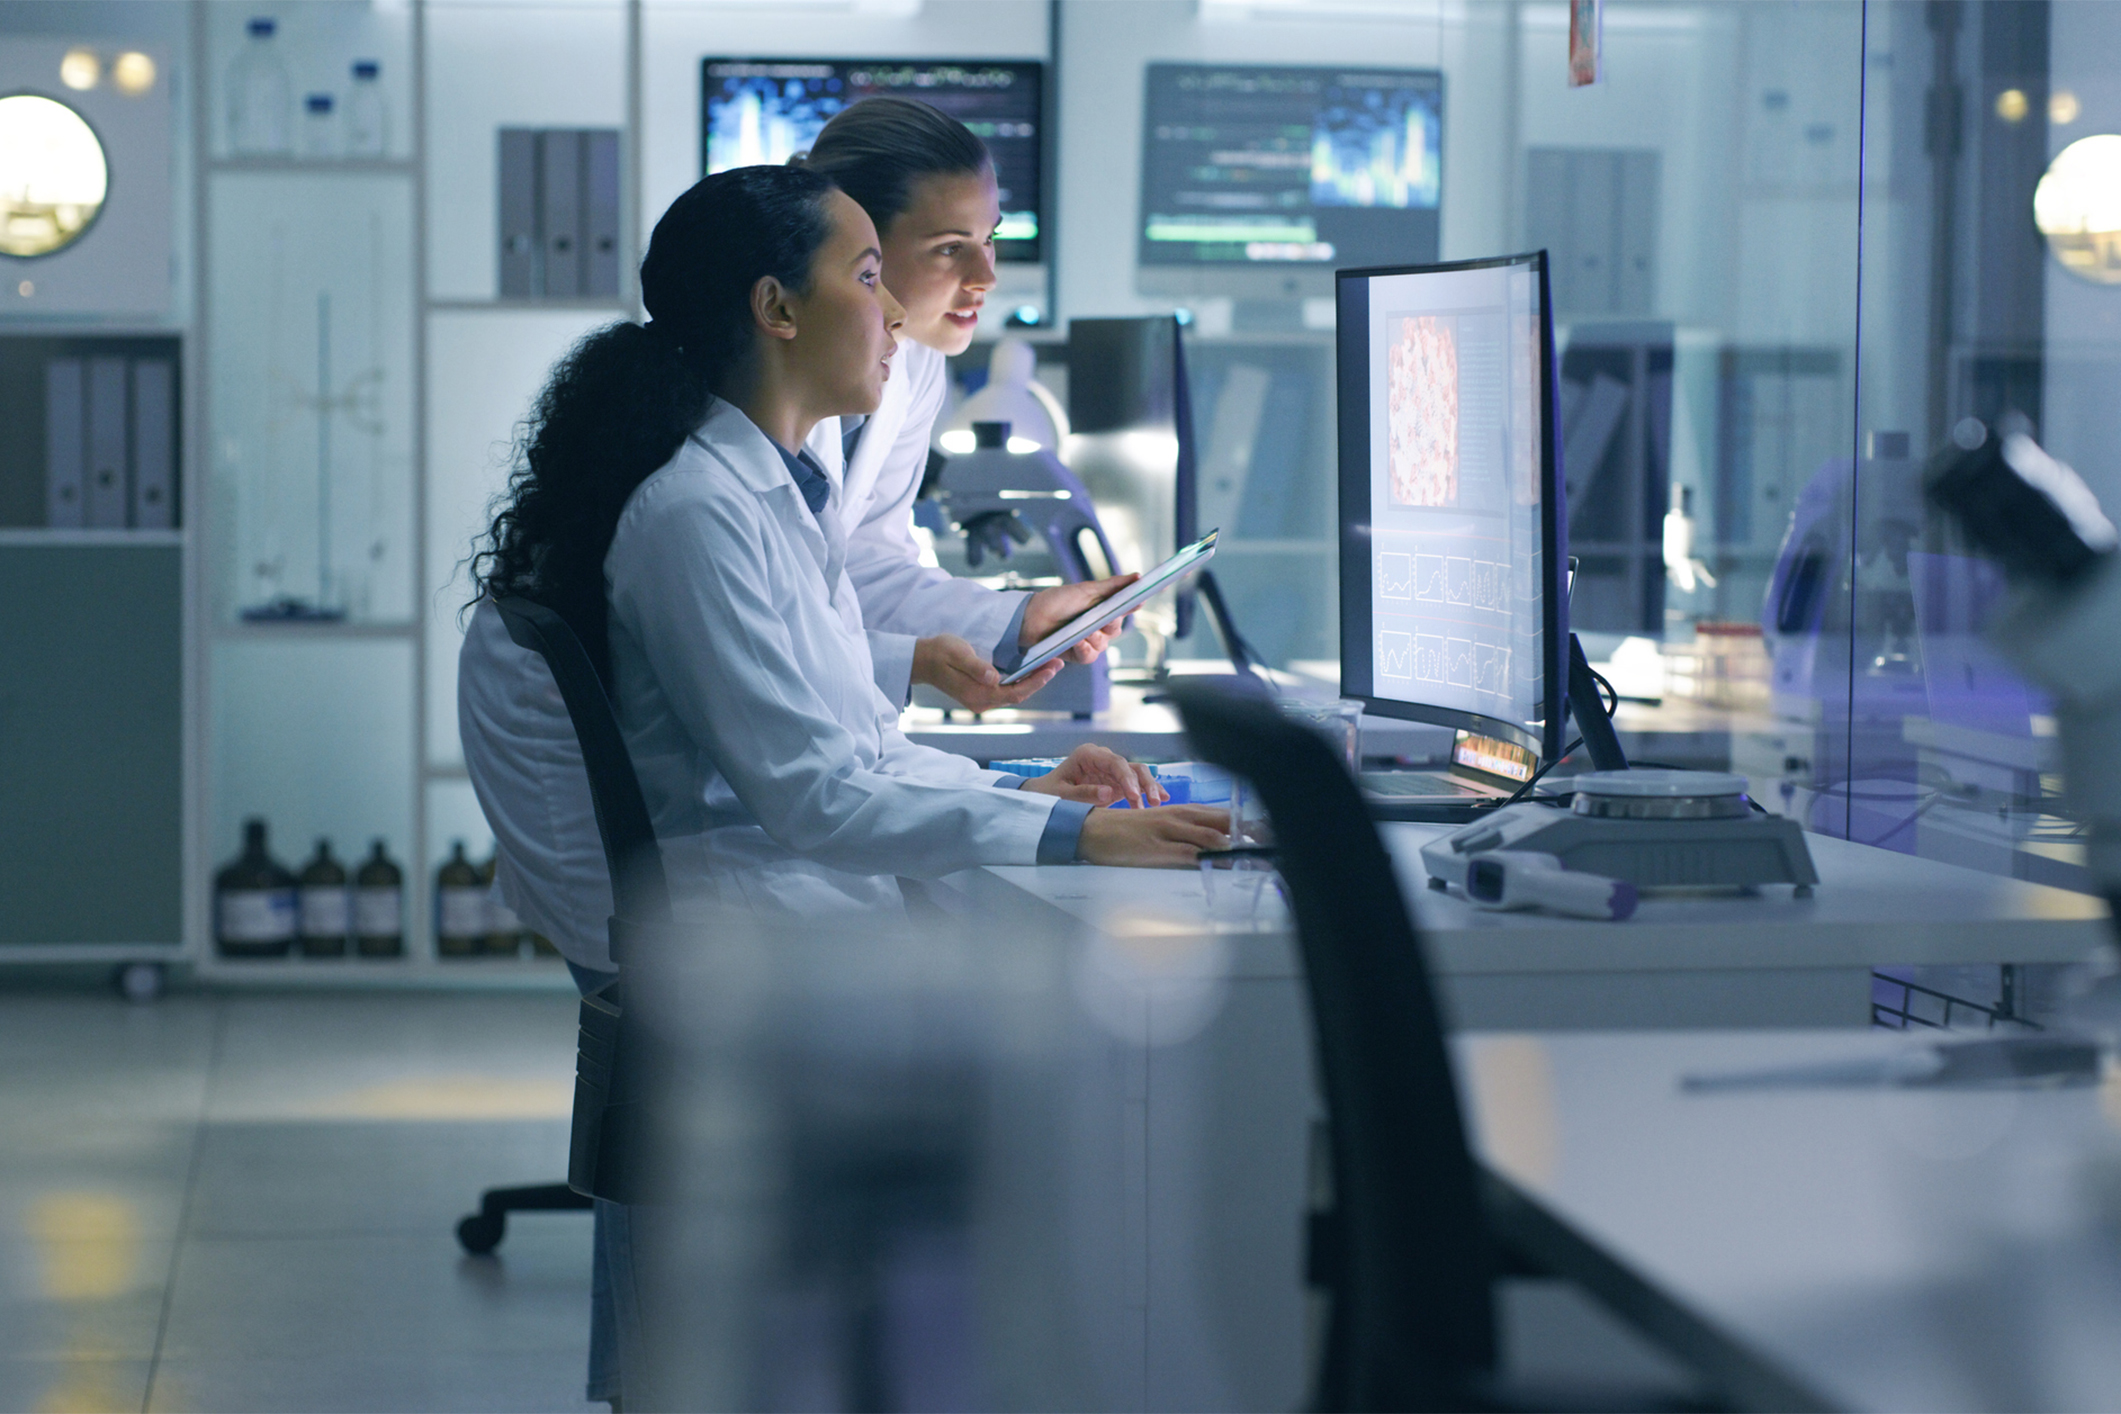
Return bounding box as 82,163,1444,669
423,3,627,301
424,307,615,769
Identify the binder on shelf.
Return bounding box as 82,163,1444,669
584,129,621,299
498,128,538,298
45,358,85,529
539,128,583,298
85,358,129,529
132,359,175,529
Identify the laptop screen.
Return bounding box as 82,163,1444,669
1452,730,1535,784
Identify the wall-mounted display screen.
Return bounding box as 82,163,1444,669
1139,62,1442,277
701,58,1043,264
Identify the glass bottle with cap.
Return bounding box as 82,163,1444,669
435,841,486,959
215,819,297,958
297,839,350,958
227,18,291,155
300,93,336,159
344,60,386,157
353,839,404,958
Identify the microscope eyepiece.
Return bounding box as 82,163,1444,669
1925,420,2117,589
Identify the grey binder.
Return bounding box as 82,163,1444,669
539,129,583,298
584,129,621,298
45,358,85,528
132,359,175,529
499,128,538,298
85,357,129,528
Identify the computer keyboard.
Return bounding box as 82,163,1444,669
1361,771,1485,798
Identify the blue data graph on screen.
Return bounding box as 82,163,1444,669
706,76,837,169
1311,85,1440,209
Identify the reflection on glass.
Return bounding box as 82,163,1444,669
2035,135,2121,285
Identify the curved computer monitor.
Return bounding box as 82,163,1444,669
701,58,1044,265
1137,62,1443,302
1337,252,1568,762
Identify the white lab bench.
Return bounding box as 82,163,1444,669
957,821,2110,1029
1459,1028,2121,1411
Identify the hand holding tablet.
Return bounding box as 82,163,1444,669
1000,530,1220,685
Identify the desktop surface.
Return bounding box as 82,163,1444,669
1459,1029,2121,1412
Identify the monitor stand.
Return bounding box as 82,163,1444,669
1567,632,1630,772
1194,570,1259,679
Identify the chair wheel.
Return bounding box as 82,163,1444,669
456,1212,504,1254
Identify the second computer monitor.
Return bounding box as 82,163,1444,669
1337,253,1567,761
1138,62,1443,302
701,58,1044,264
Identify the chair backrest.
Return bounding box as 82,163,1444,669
1172,682,1497,1413
492,594,670,1203
491,595,670,957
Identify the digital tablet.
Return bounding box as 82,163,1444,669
1000,529,1220,685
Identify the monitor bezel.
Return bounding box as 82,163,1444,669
1336,250,1568,762
698,56,1046,265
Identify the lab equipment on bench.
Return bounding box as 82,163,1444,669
1455,850,1637,921
989,758,1233,806
1924,418,2121,930
1420,770,1819,897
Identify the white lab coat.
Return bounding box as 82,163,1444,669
807,341,1025,700
459,397,1061,967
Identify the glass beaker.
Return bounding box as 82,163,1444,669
1279,697,1364,775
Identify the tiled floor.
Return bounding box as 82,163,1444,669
0,986,601,1414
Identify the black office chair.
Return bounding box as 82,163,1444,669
1171,683,1715,1414
455,595,671,1254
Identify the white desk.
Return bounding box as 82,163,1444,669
1460,1029,2121,1412
968,822,2109,1029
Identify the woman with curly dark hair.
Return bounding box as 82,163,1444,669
459,165,1226,958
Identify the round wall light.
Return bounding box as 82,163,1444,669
59,48,99,92
112,52,156,97
0,94,110,259
2035,134,2121,285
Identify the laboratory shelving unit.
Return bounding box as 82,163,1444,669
184,0,631,988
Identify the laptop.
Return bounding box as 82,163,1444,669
1361,730,1537,821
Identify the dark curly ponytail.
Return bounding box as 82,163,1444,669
472,164,836,673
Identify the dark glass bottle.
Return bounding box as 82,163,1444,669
215,818,296,959
353,839,404,959
478,849,524,958
436,840,485,959
296,838,349,958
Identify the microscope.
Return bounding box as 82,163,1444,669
923,420,1122,716
1925,419,2121,932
